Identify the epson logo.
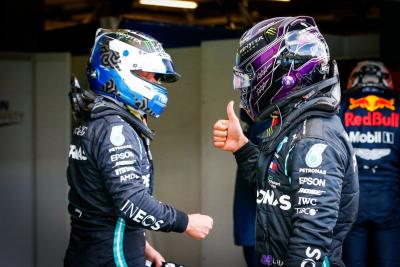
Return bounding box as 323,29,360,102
256,189,291,210
349,131,394,144
299,177,326,187
111,151,134,162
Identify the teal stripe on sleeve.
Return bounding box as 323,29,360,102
113,218,128,267
322,256,330,267
284,146,295,178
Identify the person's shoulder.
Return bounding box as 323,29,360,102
299,115,349,148
86,114,139,142
289,116,351,167
90,114,131,129
299,115,343,139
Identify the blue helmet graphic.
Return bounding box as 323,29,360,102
87,28,180,117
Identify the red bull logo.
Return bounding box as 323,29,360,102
345,111,399,127
349,95,395,112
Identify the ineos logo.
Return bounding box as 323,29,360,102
300,259,316,267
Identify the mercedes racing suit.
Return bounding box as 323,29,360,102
234,112,359,267
64,97,188,267
340,87,400,266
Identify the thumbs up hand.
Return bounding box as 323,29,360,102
213,101,248,152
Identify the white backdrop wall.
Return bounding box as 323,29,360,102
149,47,203,267
200,39,244,267
0,53,70,267
34,53,71,267
0,55,35,267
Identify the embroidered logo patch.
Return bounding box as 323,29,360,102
305,143,327,168
110,125,125,146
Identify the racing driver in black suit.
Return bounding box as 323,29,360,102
64,28,213,267
213,17,359,267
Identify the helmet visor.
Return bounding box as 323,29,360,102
233,67,252,90
285,27,328,60
136,54,180,83
108,38,180,83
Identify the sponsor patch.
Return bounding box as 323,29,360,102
349,131,395,144
256,189,291,210
114,160,135,167
305,144,327,168
300,247,321,267
349,95,395,112
142,174,150,188
69,145,87,160
120,200,164,230
354,148,391,160
267,175,281,188
115,166,136,175
109,144,132,153
298,197,317,206
299,177,326,187
110,125,125,146
120,173,140,182
344,111,399,128
295,207,318,216
299,168,326,175
110,151,134,162
298,188,325,196
73,125,87,136
259,254,284,266
269,161,277,173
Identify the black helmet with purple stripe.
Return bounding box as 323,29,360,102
233,16,330,121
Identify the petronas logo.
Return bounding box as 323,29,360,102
266,28,276,35
100,43,121,71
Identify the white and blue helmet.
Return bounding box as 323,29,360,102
87,28,180,117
